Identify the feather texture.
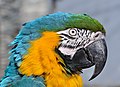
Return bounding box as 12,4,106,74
0,12,104,87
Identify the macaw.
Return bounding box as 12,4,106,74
0,12,107,87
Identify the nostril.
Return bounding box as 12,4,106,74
94,33,100,38
94,32,102,38
94,34,99,38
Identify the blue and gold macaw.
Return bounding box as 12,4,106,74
0,12,107,87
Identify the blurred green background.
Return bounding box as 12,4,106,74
0,0,120,87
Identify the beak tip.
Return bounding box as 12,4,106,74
88,79,92,81
88,75,96,81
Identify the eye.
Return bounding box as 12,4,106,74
69,29,77,36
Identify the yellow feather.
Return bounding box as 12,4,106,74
19,31,83,87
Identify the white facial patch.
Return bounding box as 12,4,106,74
57,28,105,59
58,46,78,59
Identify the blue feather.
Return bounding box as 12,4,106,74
1,12,70,87
10,76,45,87
1,12,103,87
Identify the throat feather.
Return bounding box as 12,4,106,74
19,31,83,87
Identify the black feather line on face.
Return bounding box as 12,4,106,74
64,45,75,49
58,28,95,50
61,33,76,39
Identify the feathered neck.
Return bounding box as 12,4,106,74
19,31,83,87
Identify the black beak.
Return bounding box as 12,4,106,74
86,39,107,81
69,39,107,80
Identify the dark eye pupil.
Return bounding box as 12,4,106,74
72,31,75,33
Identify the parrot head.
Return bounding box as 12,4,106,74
0,12,108,87
56,28,107,81
14,12,107,81
45,12,107,81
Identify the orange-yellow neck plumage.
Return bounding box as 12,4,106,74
19,32,83,87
